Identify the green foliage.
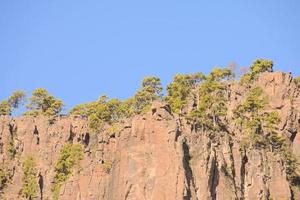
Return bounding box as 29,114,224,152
0,163,12,191
52,143,83,200
235,87,267,115
21,155,38,199
250,59,273,74
266,131,299,184
7,124,17,159
240,59,273,84
269,134,299,184
8,90,26,109
240,73,252,84
189,67,233,130
141,76,163,96
68,103,89,117
233,86,278,147
131,76,163,114
234,86,299,184
267,131,285,149
264,111,280,131
282,145,299,185
69,76,162,132
107,123,120,137
7,137,16,159
0,90,26,116
0,100,11,116
103,160,112,173
234,87,266,132
87,96,133,131
25,88,63,117
166,72,205,113
97,98,131,122
209,67,234,81
0,167,7,190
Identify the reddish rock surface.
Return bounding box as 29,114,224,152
1,72,300,200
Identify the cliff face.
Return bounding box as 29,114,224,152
1,71,300,200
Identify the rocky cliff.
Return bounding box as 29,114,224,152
1,71,300,200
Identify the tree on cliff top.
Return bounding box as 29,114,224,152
8,90,26,109
25,88,63,117
166,72,205,114
88,96,133,130
240,58,273,83
189,67,234,130
131,76,163,114
250,59,273,74
69,76,162,131
0,90,26,116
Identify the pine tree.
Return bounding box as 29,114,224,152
25,88,63,116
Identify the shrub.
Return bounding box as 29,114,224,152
0,164,12,191
267,132,299,185
233,87,277,147
234,85,299,184
107,123,120,137
264,111,280,131
281,143,299,185
235,87,267,114
7,137,16,159
103,160,112,173
21,155,38,199
0,100,11,116
52,143,83,200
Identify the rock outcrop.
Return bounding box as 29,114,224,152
1,72,300,200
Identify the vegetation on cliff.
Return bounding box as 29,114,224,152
233,84,298,185
25,88,63,117
240,58,273,84
0,90,25,115
21,155,38,200
189,67,233,130
165,72,205,113
51,143,83,200
0,88,63,117
69,76,163,131
0,163,12,191
1,58,300,198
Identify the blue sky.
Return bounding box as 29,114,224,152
1,1,300,112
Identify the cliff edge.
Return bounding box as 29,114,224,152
1,71,300,200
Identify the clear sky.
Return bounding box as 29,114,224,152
1,1,300,113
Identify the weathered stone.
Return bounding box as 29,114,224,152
0,72,300,200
